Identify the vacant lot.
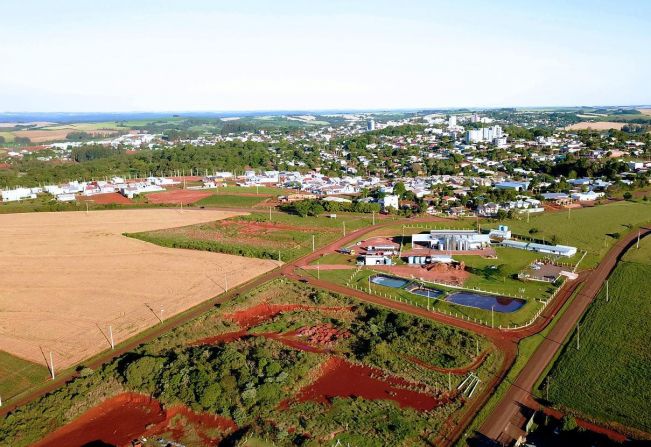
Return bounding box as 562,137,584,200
546,242,651,434
145,189,213,204
565,121,626,131
131,211,373,261
0,209,279,369
505,201,651,268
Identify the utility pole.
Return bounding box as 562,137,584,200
368,275,371,294
606,280,609,302
109,325,114,349
225,277,229,292
476,339,479,357
269,207,272,221
160,306,164,323
576,323,580,350
491,305,495,329
312,235,315,252
372,211,375,225
317,261,320,280
49,351,55,380
448,372,451,391
343,221,346,237
637,230,641,249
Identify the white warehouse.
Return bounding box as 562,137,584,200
411,230,491,251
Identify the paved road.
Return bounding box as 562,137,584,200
478,227,650,445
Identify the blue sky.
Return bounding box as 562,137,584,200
1,0,650,112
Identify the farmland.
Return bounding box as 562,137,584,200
544,236,651,435
0,209,279,378
505,200,651,268
129,211,374,262
0,279,499,447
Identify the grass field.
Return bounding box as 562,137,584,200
505,201,651,268
196,194,269,207
311,267,547,328
130,211,374,262
544,238,651,434
0,351,49,401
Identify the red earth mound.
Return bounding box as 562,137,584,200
32,392,236,447
281,357,447,412
225,303,352,329
146,189,213,204
407,350,489,375
296,324,349,346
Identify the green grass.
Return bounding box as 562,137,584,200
504,201,651,268
622,234,651,265
129,211,374,262
196,194,268,207
543,254,651,433
311,267,547,328
0,351,50,401
456,281,584,446
0,131,15,143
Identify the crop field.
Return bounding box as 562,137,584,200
129,211,374,261
0,209,278,375
565,122,626,130
1,279,499,447
505,201,651,268
544,238,651,435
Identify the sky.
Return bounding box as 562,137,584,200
1,0,650,112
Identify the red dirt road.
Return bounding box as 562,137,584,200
478,227,651,445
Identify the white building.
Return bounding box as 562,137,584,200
367,119,376,131
411,230,491,251
381,194,399,211
1,187,37,202
465,125,503,144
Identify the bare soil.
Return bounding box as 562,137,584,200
0,209,279,368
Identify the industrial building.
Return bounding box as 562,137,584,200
411,230,491,251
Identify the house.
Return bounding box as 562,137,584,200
489,225,512,240
1,187,38,202
571,191,604,202
357,254,393,266
477,202,500,217
381,195,399,211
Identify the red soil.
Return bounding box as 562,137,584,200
282,357,447,412
191,329,331,353
217,220,325,234
225,303,353,329
146,189,213,204
295,324,349,346
79,192,133,205
33,392,236,447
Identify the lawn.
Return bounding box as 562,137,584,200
0,351,49,401
504,200,651,268
196,194,268,207
543,244,651,434
311,267,547,328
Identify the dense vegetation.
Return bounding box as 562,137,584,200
0,280,497,446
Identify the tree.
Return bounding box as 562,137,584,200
393,182,406,198
623,191,633,201
496,209,508,221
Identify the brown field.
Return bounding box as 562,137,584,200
565,121,626,131
639,108,651,116
11,129,118,143
146,189,213,204
0,209,279,368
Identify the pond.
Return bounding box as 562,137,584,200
445,291,525,313
370,274,409,288
409,287,444,299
